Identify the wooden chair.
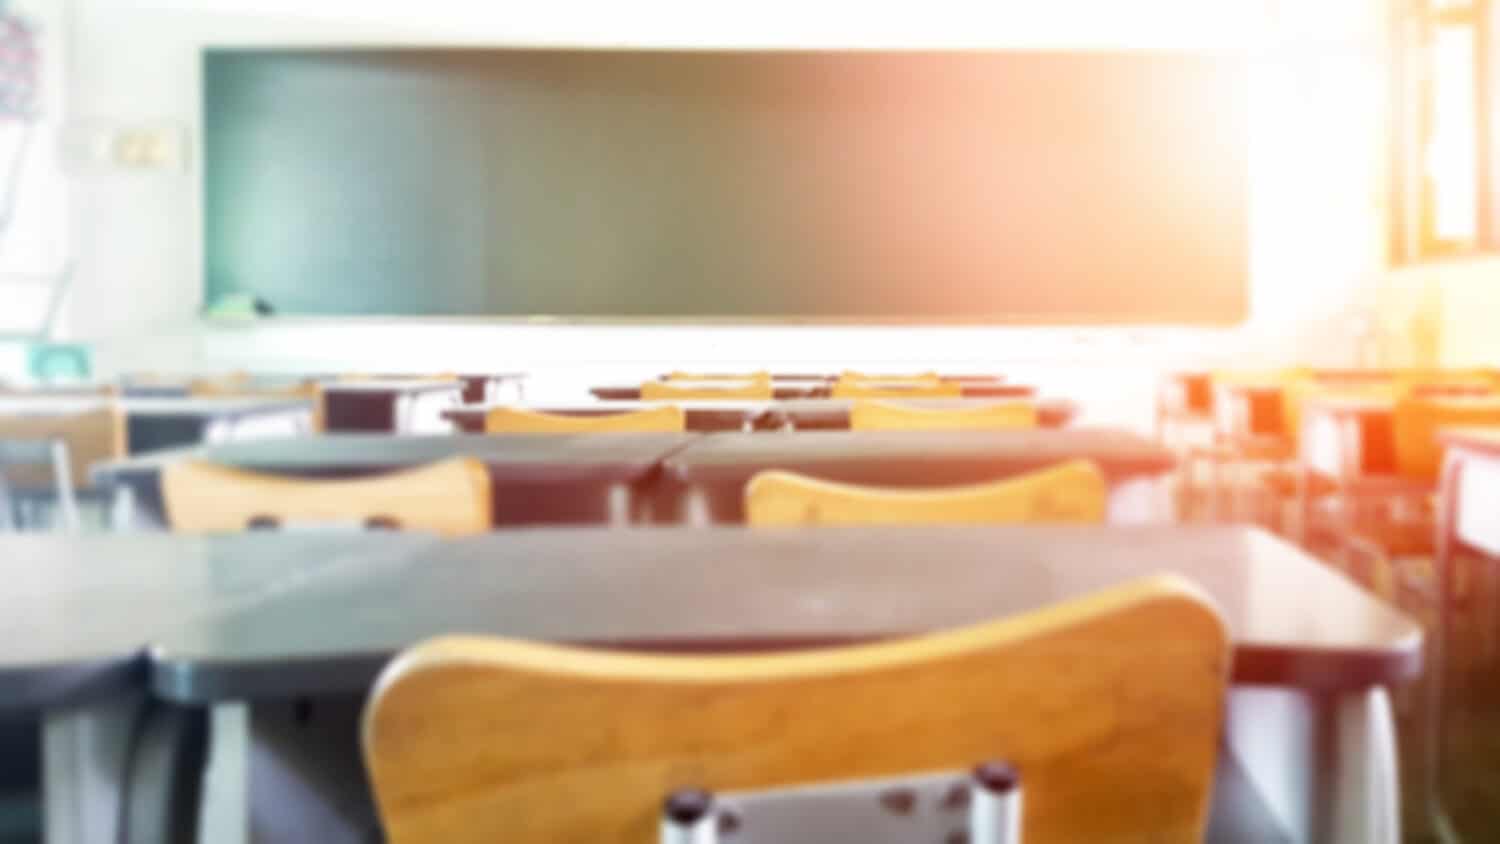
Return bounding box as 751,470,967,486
161,457,491,536
850,399,1036,431
664,371,771,382
640,381,773,401
363,575,1228,843
484,405,686,434
1339,397,1500,604
745,459,1107,527
1394,396,1500,483
831,381,963,399
0,405,127,530
0,405,128,489
841,370,942,383
0,383,118,398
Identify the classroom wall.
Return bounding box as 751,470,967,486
55,0,1398,424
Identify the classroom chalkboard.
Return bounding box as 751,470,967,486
203,49,1250,323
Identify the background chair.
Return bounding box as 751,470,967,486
850,399,1036,431
161,457,492,535
363,576,1228,844
831,381,963,399
664,371,771,382
840,370,942,383
0,405,126,531
640,380,773,401
1349,396,1500,604
745,459,1107,527
483,405,685,434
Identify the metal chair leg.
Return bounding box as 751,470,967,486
49,439,80,533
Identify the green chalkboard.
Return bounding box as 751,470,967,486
203,49,1249,323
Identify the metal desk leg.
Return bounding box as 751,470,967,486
120,704,207,844
1225,685,1401,844
108,484,165,533
1426,452,1463,843
684,489,713,527
195,704,247,844
1329,687,1401,844
606,484,631,527
43,693,148,844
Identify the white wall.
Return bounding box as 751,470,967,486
57,0,1396,423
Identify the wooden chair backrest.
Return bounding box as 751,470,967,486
363,576,1228,844
664,371,771,382
0,383,118,398
640,381,773,401
0,405,128,487
850,399,1037,431
1395,369,1497,398
1393,396,1500,482
484,405,685,434
830,381,963,399
840,370,942,383
745,459,1107,527
1281,376,1400,445
162,457,491,536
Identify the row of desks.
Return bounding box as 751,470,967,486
2,525,1422,843
93,428,1175,527
447,396,1078,432
592,379,1033,401
0,396,314,454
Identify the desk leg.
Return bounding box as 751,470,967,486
1296,463,1310,547
1426,452,1463,843
684,488,713,527
1225,685,1401,844
42,693,147,844
606,484,630,527
1329,687,1401,844
195,704,247,844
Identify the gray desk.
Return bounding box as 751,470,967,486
152,526,1416,699
319,379,463,433
654,428,1176,524
592,381,826,401
593,380,1034,402
148,526,1416,844
0,532,436,844
0,396,314,456
93,433,701,528
448,397,1079,435
457,372,527,404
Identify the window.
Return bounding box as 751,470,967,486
1391,0,1496,261
0,0,66,338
